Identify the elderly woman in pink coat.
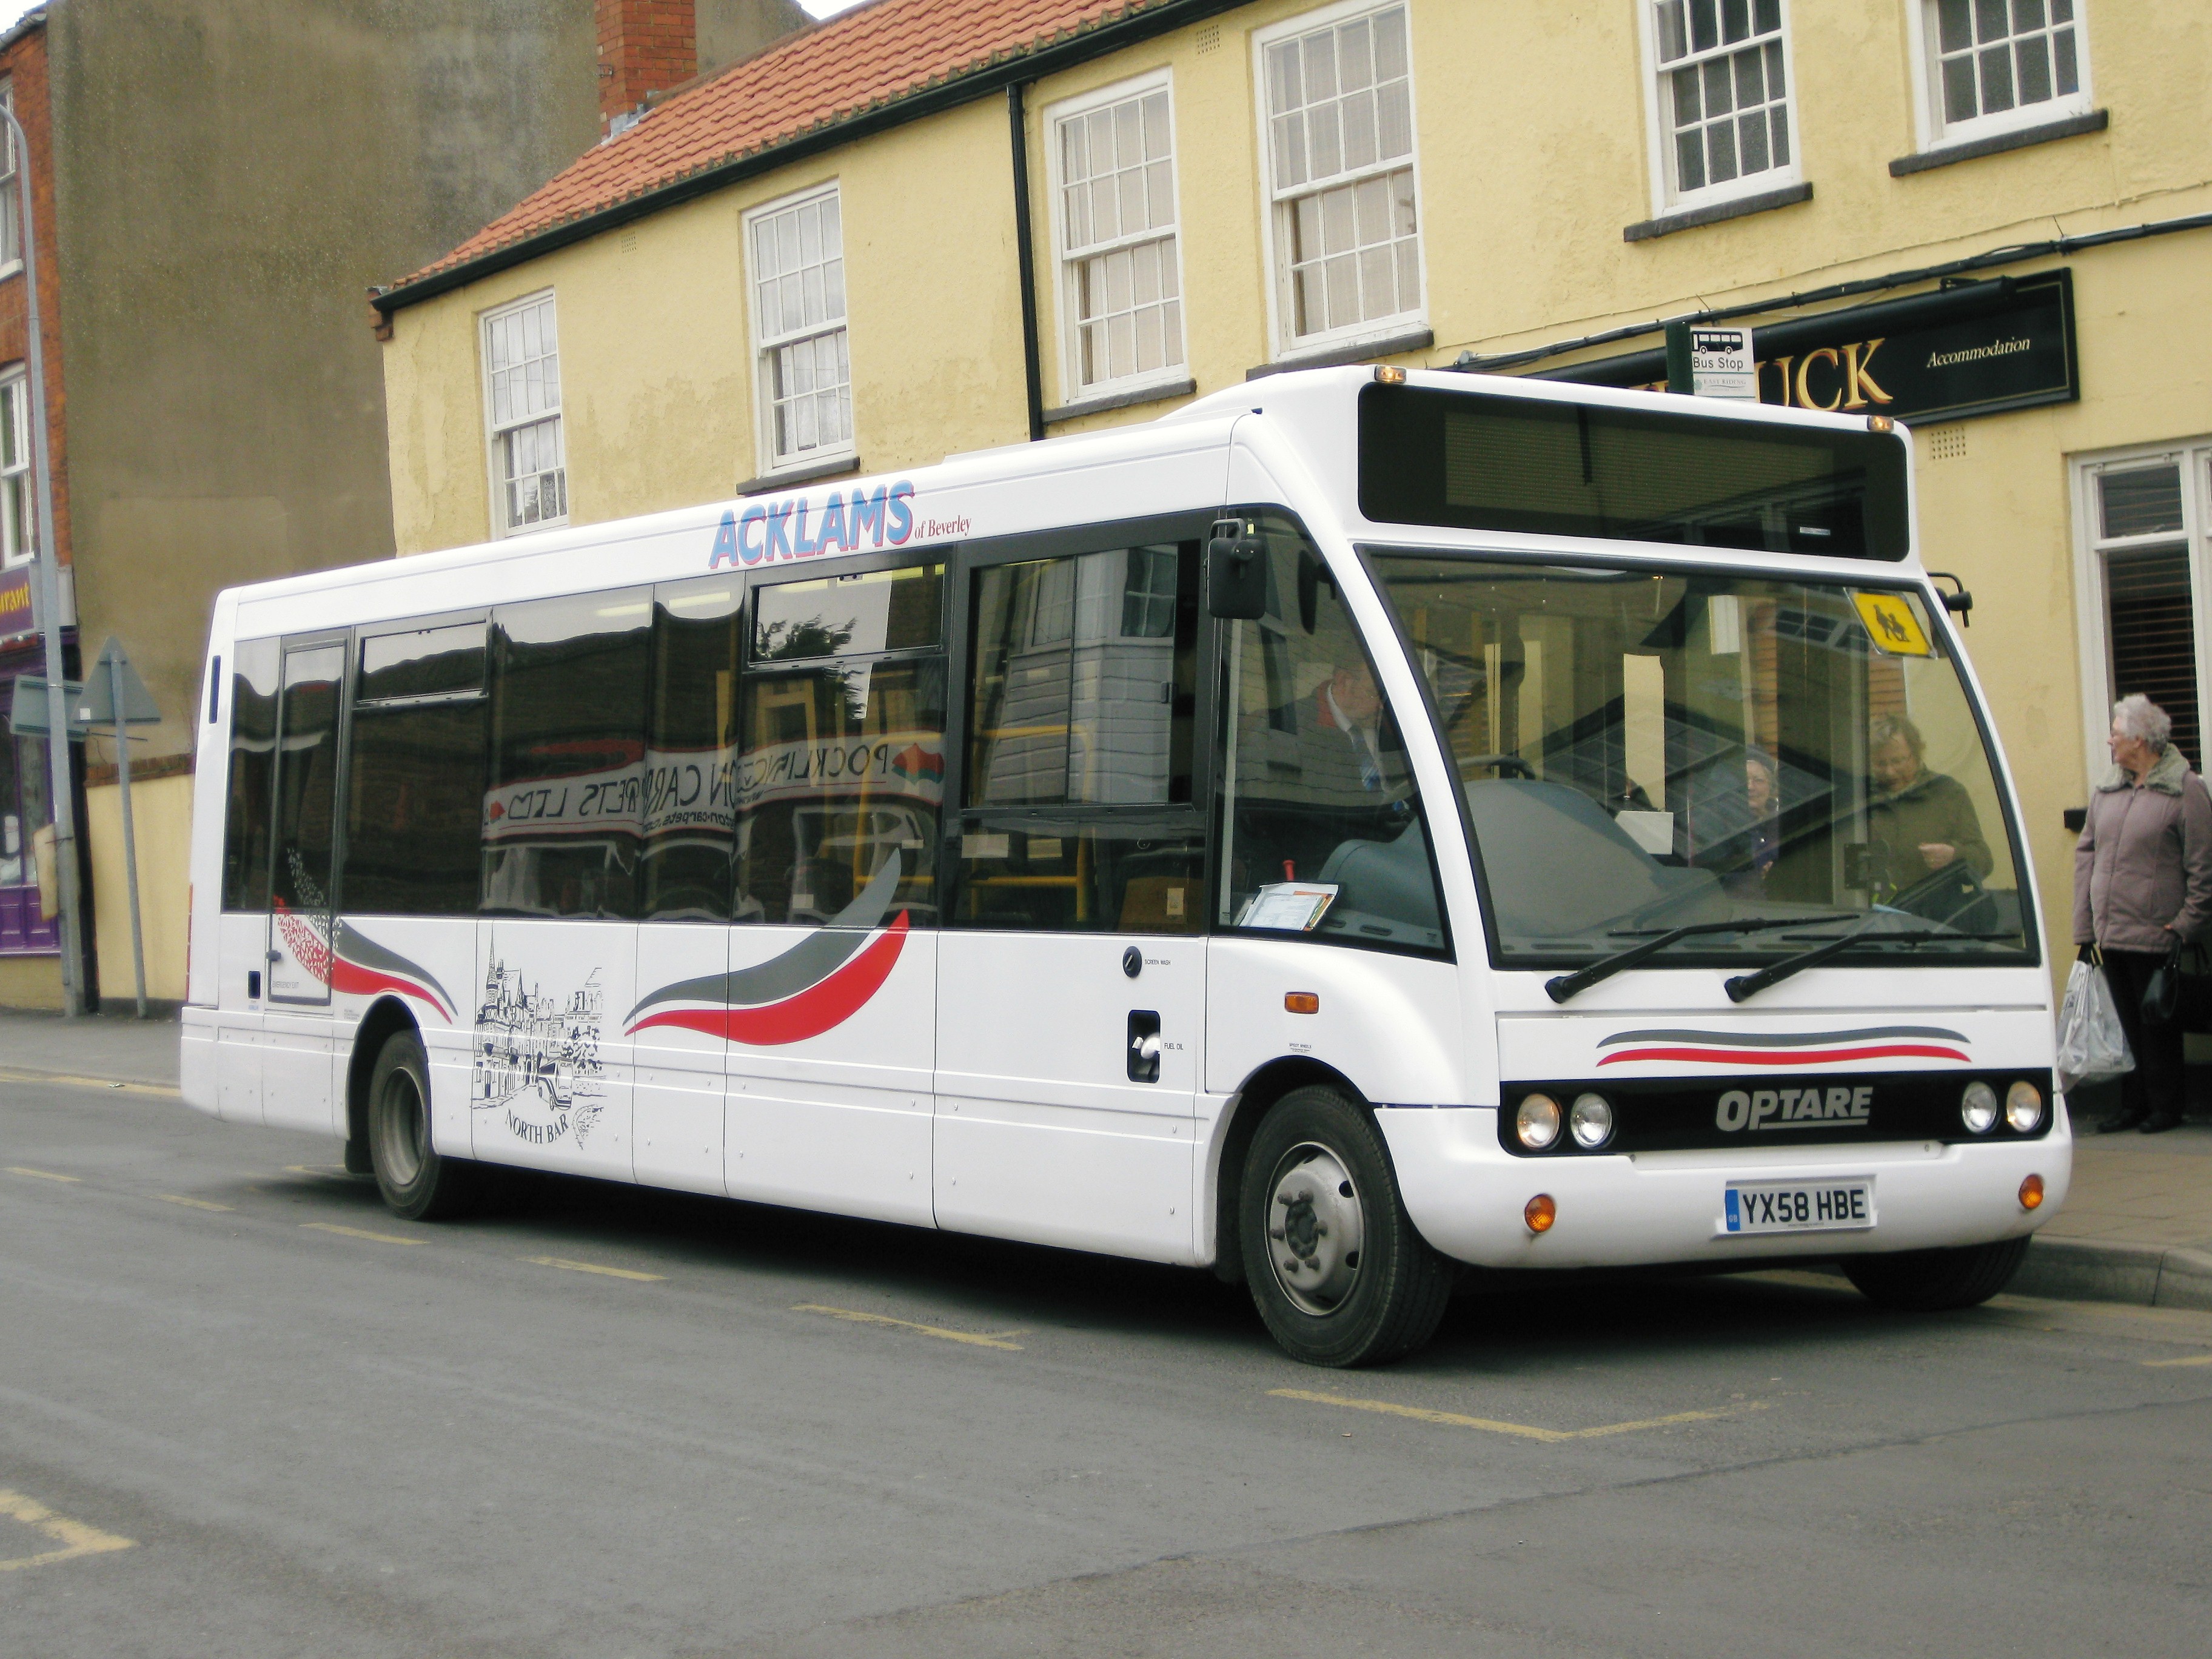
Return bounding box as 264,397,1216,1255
2073,694,2212,1133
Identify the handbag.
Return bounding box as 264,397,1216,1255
2142,936,2212,1031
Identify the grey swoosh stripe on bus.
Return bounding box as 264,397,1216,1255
623,854,903,1022
1595,1026,1969,1048
332,920,455,1012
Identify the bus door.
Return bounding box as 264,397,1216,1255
260,638,347,1133
214,640,281,1125
934,531,1207,1261
718,562,946,1225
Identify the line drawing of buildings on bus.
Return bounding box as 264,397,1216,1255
473,959,605,1146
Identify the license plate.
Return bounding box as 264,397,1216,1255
1722,1179,1874,1236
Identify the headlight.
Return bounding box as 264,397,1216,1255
2005,1080,2044,1133
1569,1092,1615,1149
1515,1093,1561,1150
1960,1081,1999,1134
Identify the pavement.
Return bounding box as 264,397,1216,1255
2,1008,2207,1310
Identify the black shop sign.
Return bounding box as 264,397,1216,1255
1540,268,2078,424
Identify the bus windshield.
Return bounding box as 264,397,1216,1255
1369,554,2034,965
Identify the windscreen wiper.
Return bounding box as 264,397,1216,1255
1724,927,2019,1003
1546,914,1853,1004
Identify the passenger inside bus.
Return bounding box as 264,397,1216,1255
1865,712,1992,887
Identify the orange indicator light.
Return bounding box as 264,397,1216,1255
1373,364,1407,384
2019,1174,2045,1211
1524,1194,1557,1234
1284,992,1320,1014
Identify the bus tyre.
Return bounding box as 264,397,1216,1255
1842,1235,2031,1312
366,1029,481,1222
1239,1086,1452,1367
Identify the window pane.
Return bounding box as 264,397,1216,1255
344,698,487,917
222,639,281,911
2100,466,2185,539
1942,52,1980,122
1217,517,1445,953
2108,546,2202,766
2017,35,2052,104
2054,28,2078,93
270,644,346,918
965,544,1196,808
754,564,943,662
483,590,654,919
734,651,945,927
1979,43,2016,112
641,577,745,921
1657,0,1687,62
360,623,484,703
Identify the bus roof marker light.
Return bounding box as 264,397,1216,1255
1372,364,1407,385
1868,414,1895,432
1524,1194,1556,1234
2019,1174,2045,1212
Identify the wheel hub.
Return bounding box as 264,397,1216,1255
1264,1143,1365,1316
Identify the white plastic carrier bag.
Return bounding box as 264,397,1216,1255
2054,959,2135,1092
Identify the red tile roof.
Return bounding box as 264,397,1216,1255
383,0,1219,306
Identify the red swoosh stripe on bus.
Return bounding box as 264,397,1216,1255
1597,1042,1969,1068
327,959,455,1023
629,914,908,1047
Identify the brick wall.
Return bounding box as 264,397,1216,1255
0,21,68,575
598,0,699,132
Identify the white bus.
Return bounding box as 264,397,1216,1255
181,367,2066,1366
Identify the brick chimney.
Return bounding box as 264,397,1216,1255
598,0,699,135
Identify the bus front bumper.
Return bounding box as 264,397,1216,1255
1378,1102,2073,1271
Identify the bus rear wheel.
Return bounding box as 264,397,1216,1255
1239,1085,1452,1367
367,1029,481,1222
1842,1235,2030,1312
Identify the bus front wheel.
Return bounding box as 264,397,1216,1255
1841,1235,2030,1312
1239,1085,1452,1367
366,1029,482,1222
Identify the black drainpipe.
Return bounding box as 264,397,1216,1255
1008,81,1047,442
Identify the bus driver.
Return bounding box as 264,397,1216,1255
1866,713,1992,893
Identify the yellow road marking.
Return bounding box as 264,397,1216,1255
158,1195,234,1213
793,1303,1025,1351
521,1255,665,1282
284,1165,346,1176
6,1165,81,1183
2143,1353,2212,1367
301,1221,421,1245
0,1489,135,1572
0,1068,179,1098
1269,1388,1762,1442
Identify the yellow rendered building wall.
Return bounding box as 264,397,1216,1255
383,1,2212,990
84,773,195,1005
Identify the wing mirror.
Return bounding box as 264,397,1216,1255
1207,519,1269,619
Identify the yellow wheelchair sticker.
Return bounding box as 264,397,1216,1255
1851,591,1932,657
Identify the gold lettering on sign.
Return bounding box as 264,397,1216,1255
1757,357,1794,406
1794,347,1843,411
1842,338,1892,409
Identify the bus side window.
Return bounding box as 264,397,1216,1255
1216,520,1447,954
642,577,744,922
955,541,1203,933
734,562,947,927
483,590,654,919
221,638,281,913
344,622,487,917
